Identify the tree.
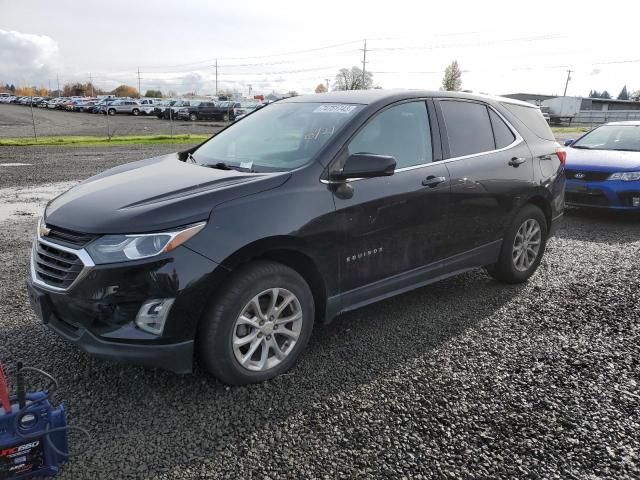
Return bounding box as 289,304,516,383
287,91,299,97
334,66,373,91
601,90,611,99
315,83,327,93
441,60,462,91
632,90,640,102
589,90,601,98
617,85,629,100
113,84,139,98
145,89,163,98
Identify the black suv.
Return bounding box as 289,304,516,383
27,91,565,385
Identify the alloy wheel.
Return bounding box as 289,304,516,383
232,288,303,372
512,218,541,272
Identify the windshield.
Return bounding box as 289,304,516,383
193,102,363,172
573,125,640,152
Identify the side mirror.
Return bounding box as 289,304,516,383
564,139,574,146
330,153,396,180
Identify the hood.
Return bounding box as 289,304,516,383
566,147,640,171
45,153,290,234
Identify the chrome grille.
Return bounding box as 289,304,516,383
44,224,97,248
34,242,84,289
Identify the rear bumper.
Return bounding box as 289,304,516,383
565,179,640,209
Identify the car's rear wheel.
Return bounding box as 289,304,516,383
189,113,198,121
486,204,548,284
222,113,229,122
108,108,116,116
197,260,314,385
132,108,139,116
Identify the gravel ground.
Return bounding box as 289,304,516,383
0,146,638,479
0,104,225,137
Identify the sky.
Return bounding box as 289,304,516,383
2,0,640,98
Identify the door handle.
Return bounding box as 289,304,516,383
508,157,527,167
422,175,446,187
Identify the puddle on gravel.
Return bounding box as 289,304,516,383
0,181,79,223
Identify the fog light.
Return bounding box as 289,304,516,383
633,197,640,207
135,298,175,335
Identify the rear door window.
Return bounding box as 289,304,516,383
439,100,495,157
489,109,516,149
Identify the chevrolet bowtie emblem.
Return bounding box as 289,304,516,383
39,223,51,237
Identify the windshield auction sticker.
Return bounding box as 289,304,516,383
313,104,357,114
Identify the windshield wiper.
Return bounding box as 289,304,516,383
610,148,640,152
571,145,593,149
206,161,255,173
185,152,197,163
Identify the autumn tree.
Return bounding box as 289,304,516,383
315,83,327,93
334,66,373,90
113,84,139,98
441,61,462,91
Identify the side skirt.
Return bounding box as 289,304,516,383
325,239,502,321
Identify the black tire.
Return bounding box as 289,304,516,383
486,204,548,284
222,113,229,122
131,108,139,116
197,260,314,385
189,112,198,121
108,108,116,116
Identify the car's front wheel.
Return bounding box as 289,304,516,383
189,113,198,121
486,204,548,284
197,261,314,385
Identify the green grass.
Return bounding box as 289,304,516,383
0,134,210,147
551,127,591,134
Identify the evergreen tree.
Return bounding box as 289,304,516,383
617,85,629,100
441,61,462,91
601,90,611,99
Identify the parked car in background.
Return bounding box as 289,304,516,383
74,100,98,112
26,90,564,385
91,98,115,113
138,98,161,115
564,121,640,209
160,100,203,119
153,100,176,118
213,100,241,121
101,99,141,116
175,101,222,121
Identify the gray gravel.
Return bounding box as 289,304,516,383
0,146,638,479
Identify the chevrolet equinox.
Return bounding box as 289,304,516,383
27,90,565,385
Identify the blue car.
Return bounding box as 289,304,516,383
564,121,640,210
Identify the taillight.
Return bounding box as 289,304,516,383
556,147,566,165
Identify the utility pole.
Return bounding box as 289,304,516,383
563,69,573,96
325,78,330,92
248,84,252,98
137,67,142,97
56,75,60,97
360,39,368,89
89,72,94,97
215,59,218,97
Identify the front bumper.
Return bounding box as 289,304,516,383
27,234,226,373
565,179,640,209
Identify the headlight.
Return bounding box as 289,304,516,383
86,222,206,264
608,172,640,181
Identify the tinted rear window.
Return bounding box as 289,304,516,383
489,109,516,149
500,102,554,141
440,100,495,157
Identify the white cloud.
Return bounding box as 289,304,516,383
0,30,60,86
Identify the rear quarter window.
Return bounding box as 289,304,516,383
500,102,555,141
